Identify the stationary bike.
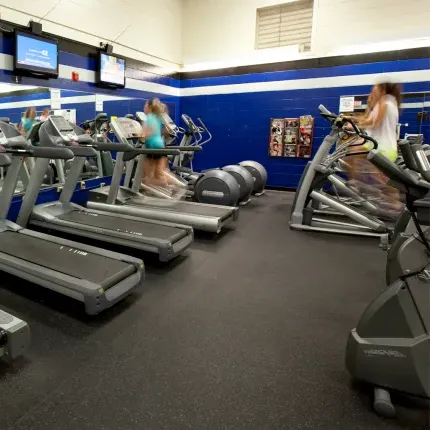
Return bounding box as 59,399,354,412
346,143,430,418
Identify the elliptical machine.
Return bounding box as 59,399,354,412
238,160,268,197
163,114,242,206
179,116,255,205
345,123,430,418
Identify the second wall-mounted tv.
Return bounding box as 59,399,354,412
14,31,59,78
97,53,126,88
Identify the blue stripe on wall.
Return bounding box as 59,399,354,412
59,51,96,71
180,58,430,88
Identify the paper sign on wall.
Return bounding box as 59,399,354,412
68,109,76,124
50,89,61,109
339,96,355,113
95,95,104,112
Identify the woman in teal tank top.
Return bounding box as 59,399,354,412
141,98,186,197
19,107,36,135
141,98,166,188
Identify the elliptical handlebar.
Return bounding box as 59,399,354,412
318,104,378,150
196,118,212,146
318,104,336,118
409,143,430,182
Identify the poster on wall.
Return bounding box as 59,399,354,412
339,96,355,113
95,94,104,112
50,88,61,110
283,118,299,157
268,117,314,158
269,118,284,156
297,115,314,158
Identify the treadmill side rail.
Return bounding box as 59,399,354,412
0,310,30,360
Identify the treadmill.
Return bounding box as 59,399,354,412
0,120,144,315
17,116,194,262
0,151,31,360
88,117,239,233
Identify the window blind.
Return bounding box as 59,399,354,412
256,1,313,51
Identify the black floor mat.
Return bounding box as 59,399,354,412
0,191,427,429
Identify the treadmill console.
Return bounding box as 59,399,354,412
111,117,144,140
49,116,79,142
135,112,147,126
162,113,179,135
0,121,28,147
181,114,197,132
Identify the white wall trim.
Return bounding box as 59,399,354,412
126,79,180,97
0,94,137,110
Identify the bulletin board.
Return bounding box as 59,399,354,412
269,116,314,158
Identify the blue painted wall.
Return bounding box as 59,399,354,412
180,58,430,188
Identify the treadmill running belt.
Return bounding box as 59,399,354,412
0,231,134,289
58,210,187,242
129,197,230,218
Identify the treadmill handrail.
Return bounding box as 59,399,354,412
92,142,133,152
69,146,98,157
4,135,30,149
123,147,180,162
167,145,202,152
30,147,75,159
2,146,74,159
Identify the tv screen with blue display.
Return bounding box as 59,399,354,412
14,31,59,78
98,53,126,88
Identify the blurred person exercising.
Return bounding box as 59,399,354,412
19,107,36,135
39,108,50,121
347,81,403,213
140,99,185,196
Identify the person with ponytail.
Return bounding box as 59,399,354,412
140,98,185,196
347,81,403,214
357,81,401,162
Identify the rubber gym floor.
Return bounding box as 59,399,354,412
0,191,428,429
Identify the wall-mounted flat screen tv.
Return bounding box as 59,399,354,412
14,31,59,78
97,53,126,88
